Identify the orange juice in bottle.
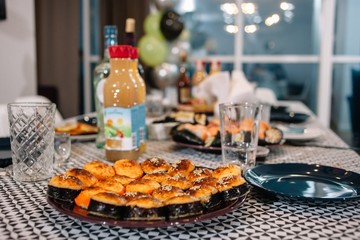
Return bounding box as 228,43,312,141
129,47,146,153
103,45,140,161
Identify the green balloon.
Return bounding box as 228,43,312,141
139,35,168,67
144,12,164,40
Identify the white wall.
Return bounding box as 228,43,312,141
0,0,37,104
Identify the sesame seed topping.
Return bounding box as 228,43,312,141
190,185,201,191
162,185,173,191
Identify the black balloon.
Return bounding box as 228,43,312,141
160,10,184,41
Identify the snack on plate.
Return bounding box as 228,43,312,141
161,175,192,190
55,122,98,136
125,196,166,221
114,159,144,179
142,172,169,184
171,119,283,147
188,184,222,209
65,168,98,187
168,159,195,177
165,194,203,219
141,157,170,174
216,175,247,202
74,187,106,209
47,158,248,221
84,161,115,180
152,185,184,202
87,192,127,219
125,179,160,194
186,167,213,182
47,175,84,202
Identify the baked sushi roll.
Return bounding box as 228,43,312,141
168,159,195,177
152,185,184,202
216,175,247,202
74,187,106,209
165,194,203,219
88,192,127,219
48,175,84,202
94,179,125,195
212,164,242,179
66,168,98,187
140,157,170,174
112,175,135,186
125,196,165,221
126,179,160,194
123,192,149,202
192,176,218,187
142,172,169,184
83,161,115,180
162,175,192,190
186,167,213,182
114,159,144,179
187,184,222,210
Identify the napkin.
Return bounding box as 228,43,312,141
0,105,9,137
192,70,277,116
228,70,257,103
193,71,231,116
0,95,64,137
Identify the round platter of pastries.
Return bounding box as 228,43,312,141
47,157,249,228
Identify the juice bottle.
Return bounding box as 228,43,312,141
129,47,146,153
103,45,140,161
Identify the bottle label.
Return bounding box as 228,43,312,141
104,107,139,151
179,88,191,103
137,104,146,146
96,78,106,104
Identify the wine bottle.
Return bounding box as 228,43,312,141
93,25,118,149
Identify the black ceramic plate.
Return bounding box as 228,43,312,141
270,112,310,123
244,163,360,201
47,186,249,228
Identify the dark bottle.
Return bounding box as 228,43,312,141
177,51,191,104
124,18,144,77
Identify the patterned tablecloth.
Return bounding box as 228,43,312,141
1,110,360,239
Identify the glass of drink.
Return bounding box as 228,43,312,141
219,102,263,173
7,102,56,182
54,132,71,168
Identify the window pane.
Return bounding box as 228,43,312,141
175,0,235,56
331,63,360,147
90,0,100,55
243,0,318,55
334,0,360,55
243,63,318,111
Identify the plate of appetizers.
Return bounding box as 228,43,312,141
47,158,249,228
55,113,98,141
244,163,360,201
171,119,283,149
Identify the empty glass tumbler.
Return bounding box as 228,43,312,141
7,102,56,182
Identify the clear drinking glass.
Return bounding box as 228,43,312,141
219,102,263,173
54,132,71,168
7,102,56,182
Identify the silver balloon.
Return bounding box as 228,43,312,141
166,40,191,64
154,0,179,10
152,62,180,89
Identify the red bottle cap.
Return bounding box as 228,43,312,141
109,45,131,58
129,47,138,60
